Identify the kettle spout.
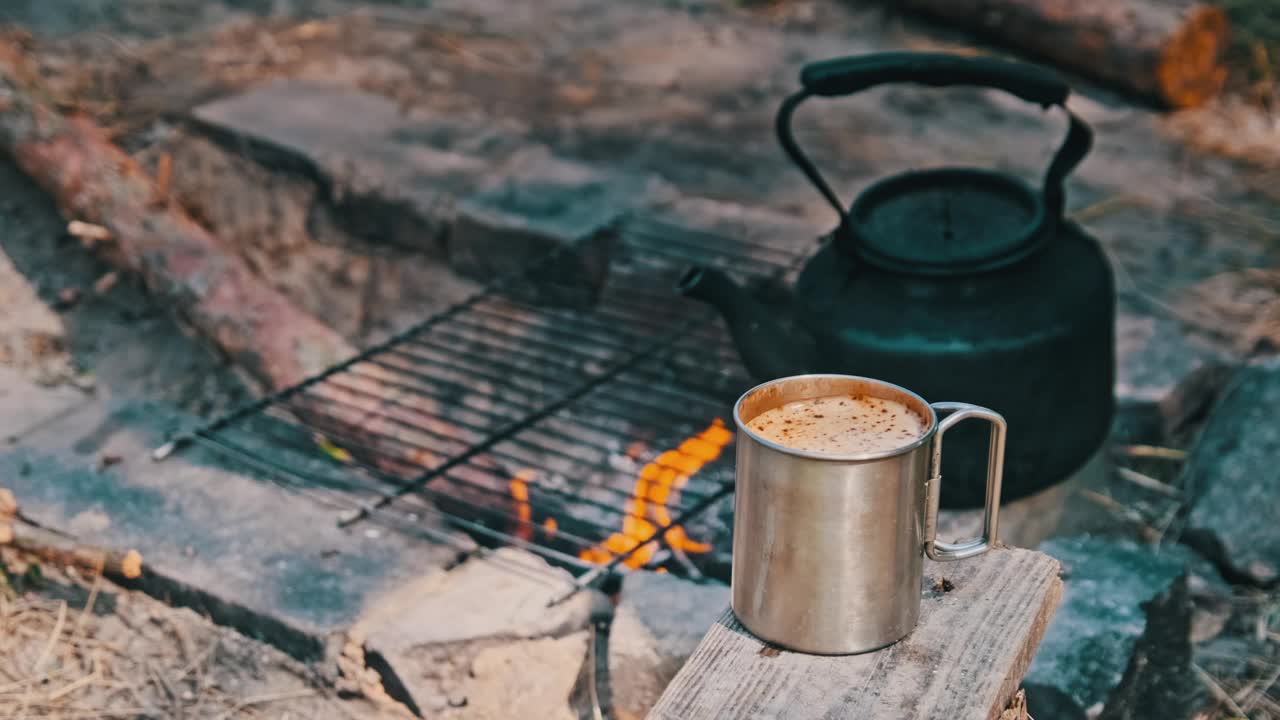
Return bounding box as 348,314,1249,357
677,266,819,381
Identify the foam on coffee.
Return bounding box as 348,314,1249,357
745,393,928,455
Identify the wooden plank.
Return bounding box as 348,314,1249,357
647,547,1062,720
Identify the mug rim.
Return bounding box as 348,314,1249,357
732,373,939,462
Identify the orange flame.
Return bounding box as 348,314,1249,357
579,418,732,569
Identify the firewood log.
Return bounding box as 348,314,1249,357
895,0,1230,108
3,521,145,580
0,45,523,537
1,489,143,580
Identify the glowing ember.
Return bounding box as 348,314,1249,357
579,418,733,569
509,469,536,541
408,448,440,468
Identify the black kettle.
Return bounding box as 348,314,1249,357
678,53,1115,508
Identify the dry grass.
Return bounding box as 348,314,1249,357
1161,1,1280,169
0,552,376,719
1193,591,1280,720
1163,96,1280,170
0,586,302,718
1176,268,1280,356
1092,447,1280,720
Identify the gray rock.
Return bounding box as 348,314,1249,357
1183,359,1280,585
0,394,460,659
349,549,602,717
192,82,669,310
607,571,729,720
1113,310,1232,446
449,631,590,720
1026,536,1201,716
1097,575,1201,720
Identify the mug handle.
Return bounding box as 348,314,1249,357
924,402,1007,561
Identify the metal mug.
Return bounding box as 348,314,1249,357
731,374,1007,654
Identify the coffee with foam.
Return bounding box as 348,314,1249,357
745,394,928,455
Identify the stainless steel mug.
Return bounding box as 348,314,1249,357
731,374,1006,654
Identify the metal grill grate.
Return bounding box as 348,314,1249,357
158,213,811,591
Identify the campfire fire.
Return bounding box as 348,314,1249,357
310,404,734,572
576,418,733,569
503,419,733,568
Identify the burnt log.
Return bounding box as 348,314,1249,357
895,0,1229,108
0,44,352,393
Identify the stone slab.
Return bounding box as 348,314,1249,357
191,79,524,254
191,80,669,308
0,365,87,441
0,389,462,658
348,549,601,717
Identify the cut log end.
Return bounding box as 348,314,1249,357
0,488,17,517
1158,6,1230,108
120,549,144,579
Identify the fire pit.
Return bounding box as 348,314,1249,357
157,213,806,589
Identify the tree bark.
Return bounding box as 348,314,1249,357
896,0,1229,108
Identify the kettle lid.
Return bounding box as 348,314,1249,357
841,168,1048,276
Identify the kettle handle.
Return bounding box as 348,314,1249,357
777,53,1092,229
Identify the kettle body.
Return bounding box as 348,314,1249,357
679,53,1115,508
